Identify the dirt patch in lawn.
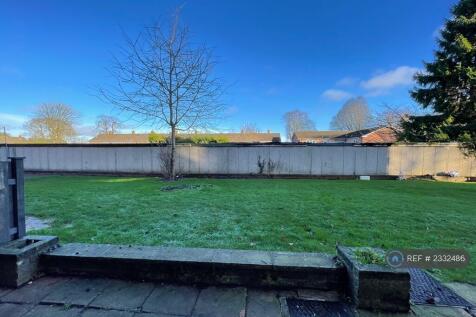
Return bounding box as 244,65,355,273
26,216,52,231
160,184,212,192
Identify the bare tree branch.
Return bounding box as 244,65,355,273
24,103,78,143
99,12,225,179
240,122,260,133
95,115,124,135
372,104,417,133
283,110,315,140
330,97,372,131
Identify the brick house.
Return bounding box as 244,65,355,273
0,134,27,144
334,127,397,144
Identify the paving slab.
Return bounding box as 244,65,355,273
1,277,65,304
89,280,154,311
23,304,83,317
297,289,340,301
133,313,179,317
0,303,33,317
142,284,199,315
42,278,112,306
0,287,12,298
81,308,135,317
357,308,416,316
446,283,476,306
192,286,246,317
246,289,281,317
411,305,472,317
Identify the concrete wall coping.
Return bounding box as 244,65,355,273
46,243,340,270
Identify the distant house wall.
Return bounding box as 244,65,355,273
1,143,474,177
344,137,361,144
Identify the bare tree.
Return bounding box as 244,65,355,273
24,103,78,143
95,115,123,135
330,97,371,131
240,122,260,133
100,12,224,179
283,110,315,140
373,104,415,133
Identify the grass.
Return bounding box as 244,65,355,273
354,248,386,265
25,175,476,283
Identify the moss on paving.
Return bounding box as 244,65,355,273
25,175,476,283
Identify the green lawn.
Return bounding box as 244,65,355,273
25,175,476,283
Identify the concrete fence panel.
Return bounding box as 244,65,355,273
1,143,475,177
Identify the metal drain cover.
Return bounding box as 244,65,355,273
410,268,474,309
286,298,355,317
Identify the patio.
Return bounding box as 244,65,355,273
1,275,475,317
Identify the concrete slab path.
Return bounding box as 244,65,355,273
0,276,475,316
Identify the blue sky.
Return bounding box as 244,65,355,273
0,0,455,139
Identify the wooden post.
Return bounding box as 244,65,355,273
0,161,11,243
0,157,26,243
9,157,25,239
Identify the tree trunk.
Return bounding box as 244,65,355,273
170,125,176,180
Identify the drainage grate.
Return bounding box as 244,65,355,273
410,268,474,309
286,298,355,317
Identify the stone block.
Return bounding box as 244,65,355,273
0,235,58,287
337,246,410,312
43,244,346,290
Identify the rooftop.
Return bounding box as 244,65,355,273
89,132,281,144
336,127,398,143
292,130,350,139
0,134,27,144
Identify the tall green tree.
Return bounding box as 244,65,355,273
401,0,476,154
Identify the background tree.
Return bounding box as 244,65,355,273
25,103,77,143
95,115,123,135
402,0,476,154
283,110,315,140
240,122,260,133
330,97,371,131
373,104,416,133
100,13,224,179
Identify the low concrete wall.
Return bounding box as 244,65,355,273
1,143,475,177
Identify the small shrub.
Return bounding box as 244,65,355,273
176,135,229,144
190,135,229,144
354,248,386,265
257,156,266,174
257,156,279,175
148,132,167,144
159,146,173,179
